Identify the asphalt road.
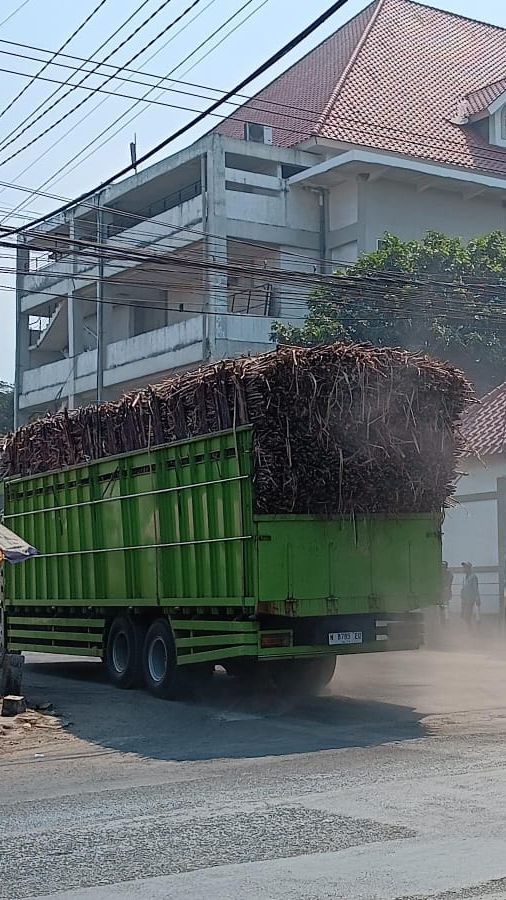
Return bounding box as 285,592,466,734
3,632,506,899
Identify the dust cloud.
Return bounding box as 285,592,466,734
328,612,506,723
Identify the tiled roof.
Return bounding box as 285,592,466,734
216,0,506,176
466,78,506,115
462,382,506,457
215,1,378,147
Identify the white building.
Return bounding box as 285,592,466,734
443,383,506,619
15,0,506,424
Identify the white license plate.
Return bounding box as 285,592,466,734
328,631,363,646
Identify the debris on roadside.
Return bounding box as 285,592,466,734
0,700,73,754
1,695,26,717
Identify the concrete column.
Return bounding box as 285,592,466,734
203,137,227,361
277,245,318,322
356,173,370,255
14,242,30,427
96,202,105,403
67,215,85,410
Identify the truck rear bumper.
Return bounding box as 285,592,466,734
257,612,424,660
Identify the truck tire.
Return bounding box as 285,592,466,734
105,615,145,689
142,618,178,699
268,656,337,695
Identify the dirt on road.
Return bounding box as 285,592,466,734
4,636,506,899
0,702,73,756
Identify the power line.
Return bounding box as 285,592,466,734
5,46,506,174
2,0,356,237
0,0,110,124
0,0,31,30
0,0,205,166
0,162,504,296
4,57,506,181
0,0,220,223
0,0,154,153
4,26,506,176
3,0,265,223
0,0,155,156
5,231,506,320
0,34,324,135
4,264,506,329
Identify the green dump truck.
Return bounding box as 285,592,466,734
1,426,441,696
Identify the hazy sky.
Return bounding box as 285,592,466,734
0,0,504,383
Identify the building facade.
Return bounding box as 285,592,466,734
15,0,506,424
443,384,506,619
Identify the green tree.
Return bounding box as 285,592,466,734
273,231,506,392
0,381,14,434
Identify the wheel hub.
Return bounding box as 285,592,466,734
148,636,168,683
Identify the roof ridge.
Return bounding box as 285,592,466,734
315,0,385,134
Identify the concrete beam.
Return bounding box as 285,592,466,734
103,342,204,387
288,147,506,194
225,218,320,250
220,135,317,167
95,135,214,210
326,224,359,249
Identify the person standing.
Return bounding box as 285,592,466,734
460,562,480,626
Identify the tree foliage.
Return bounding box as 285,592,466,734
273,231,506,392
0,381,14,434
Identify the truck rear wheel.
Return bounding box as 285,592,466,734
105,615,145,689
142,618,177,699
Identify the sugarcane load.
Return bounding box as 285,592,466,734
1,342,469,514
0,342,470,698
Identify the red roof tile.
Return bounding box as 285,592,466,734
216,0,506,176
462,382,506,457
215,1,379,147
466,78,506,116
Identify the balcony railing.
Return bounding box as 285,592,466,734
106,180,202,239
228,282,273,316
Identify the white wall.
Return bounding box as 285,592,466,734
443,455,506,616
363,179,506,249
328,181,358,230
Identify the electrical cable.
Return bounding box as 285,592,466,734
4,48,506,174
3,24,506,174
42,0,270,193
1,0,356,237
3,272,506,330
0,0,154,152
0,167,504,298
0,0,219,225
4,233,506,324
0,0,110,124
0,0,32,31
0,0,204,166
1,0,263,224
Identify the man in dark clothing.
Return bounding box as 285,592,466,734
461,562,480,626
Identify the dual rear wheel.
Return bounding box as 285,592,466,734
105,614,337,698
105,615,177,698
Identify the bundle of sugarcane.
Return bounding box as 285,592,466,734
1,342,471,514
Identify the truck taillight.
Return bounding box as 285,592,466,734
260,632,292,648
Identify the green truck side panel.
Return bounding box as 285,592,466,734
5,429,255,610
256,515,440,616
3,427,441,662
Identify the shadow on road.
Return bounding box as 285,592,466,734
23,655,426,762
